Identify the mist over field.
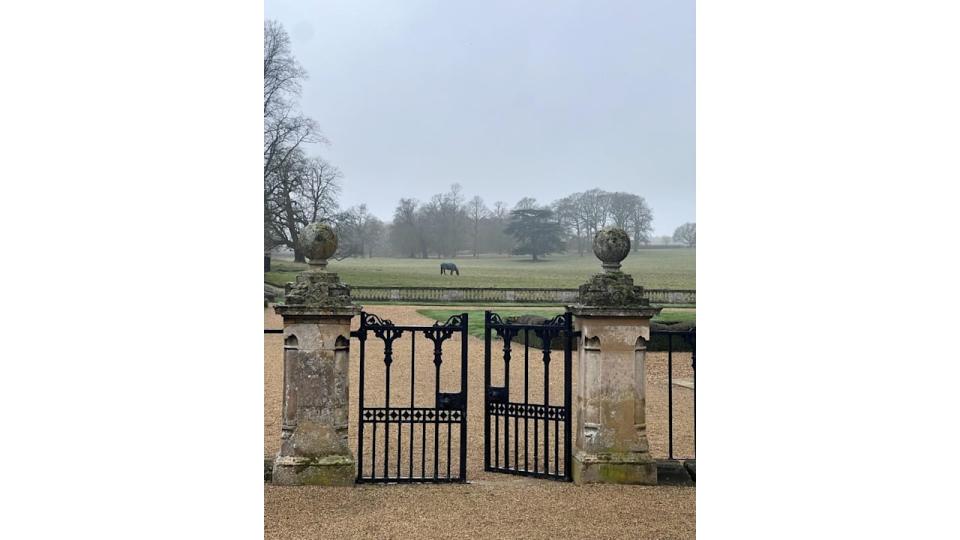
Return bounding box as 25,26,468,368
264,0,694,254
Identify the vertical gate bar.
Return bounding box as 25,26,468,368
668,333,674,461
543,339,549,475
371,422,377,482
495,407,500,468
357,316,366,480
534,412,539,473
692,332,696,457
409,332,415,479
484,311,491,471
554,417,559,477
397,415,401,479
514,412,519,472
564,312,573,480
524,328,530,473
447,420,452,479
434,351,440,480
503,328,510,471
460,314,468,481
421,421,426,479
384,356,391,479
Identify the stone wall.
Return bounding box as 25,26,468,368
323,286,695,305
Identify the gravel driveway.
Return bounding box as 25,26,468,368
264,305,695,539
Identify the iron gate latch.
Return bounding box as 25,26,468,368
486,386,508,404
437,392,465,410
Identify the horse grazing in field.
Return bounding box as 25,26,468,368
440,262,460,276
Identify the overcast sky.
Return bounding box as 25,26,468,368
265,0,694,236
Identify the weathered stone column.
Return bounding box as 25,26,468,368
272,223,361,486
569,228,662,485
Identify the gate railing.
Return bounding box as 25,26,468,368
351,311,469,483
484,311,575,481
650,328,696,460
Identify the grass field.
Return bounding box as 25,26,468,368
417,307,695,341
265,250,695,289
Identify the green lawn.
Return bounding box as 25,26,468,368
416,307,695,341
266,250,695,290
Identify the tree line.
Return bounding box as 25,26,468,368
337,184,664,259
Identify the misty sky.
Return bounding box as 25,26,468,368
265,0,694,236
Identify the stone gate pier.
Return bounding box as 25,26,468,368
569,228,662,485
272,223,360,486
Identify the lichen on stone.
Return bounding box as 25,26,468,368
577,271,649,308
284,270,356,307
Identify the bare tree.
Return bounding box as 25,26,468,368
467,195,488,258
264,149,309,260
419,184,467,258
628,196,654,248
553,193,587,256
490,201,511,254
514,197,538,211
264,20,305,115
390,198,420,257
334,204,375,258
263,20,342,261
364,216,385,257
263,21,324,187
673,222,696,247
299,157,342,223
606,192,654,249
492,201,508,220
607,192,635,229
579,188,610,239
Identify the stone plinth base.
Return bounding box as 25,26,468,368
271,455,355,486
572,451,657,485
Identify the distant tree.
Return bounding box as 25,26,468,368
579,188,610,239
553,193,587,256
673,222,696,247
467,195,488,258
627,195,654,248
490,201,511,254
420,184,467,258
364,216,385,257
298,157,342,223
390,198,420,257
334,204,377,258
513,197,538,211
504,208,565,261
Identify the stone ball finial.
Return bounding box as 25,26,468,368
593,227,631,272
297,222,338,270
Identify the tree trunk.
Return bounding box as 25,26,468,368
293,249,305,263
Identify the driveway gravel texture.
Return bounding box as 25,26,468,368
265,305,695,539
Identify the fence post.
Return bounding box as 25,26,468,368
272,224,360,486
569,228,661,485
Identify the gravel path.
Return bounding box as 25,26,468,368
265,305,695,539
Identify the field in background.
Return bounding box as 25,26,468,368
266,250,695,290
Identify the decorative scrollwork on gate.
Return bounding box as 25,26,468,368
362,311,404,365
423,323,456,367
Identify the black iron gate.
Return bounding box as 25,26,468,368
484,311,574,481
352,311,468,483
